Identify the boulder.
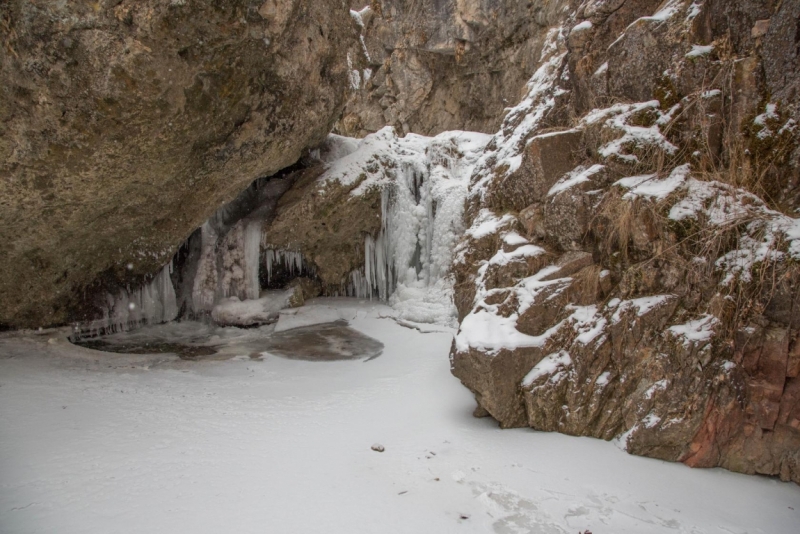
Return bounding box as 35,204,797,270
262,164,383,292
487,129,584,212
544,189,596,252
606,14,681,103
452,345,547,429
538,251,594,282
287,277,323,307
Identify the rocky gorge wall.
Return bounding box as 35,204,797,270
337,0,573,137
448,0,800,483
2,0,800,485
242,0,800,484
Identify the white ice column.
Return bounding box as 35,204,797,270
244,221,262,300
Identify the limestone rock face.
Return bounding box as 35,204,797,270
762,0,800,123
263,164,384,291
485,129,585,213
338,0,571,137
0,0,355,328
450,0,800,483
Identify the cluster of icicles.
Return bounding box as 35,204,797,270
347,162,444,301
82,262,179,337
82,229,312,337
264,249,306,284
349,188,395,299
85,158,452,335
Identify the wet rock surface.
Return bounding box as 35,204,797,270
77,339,219,361
0,0,355,328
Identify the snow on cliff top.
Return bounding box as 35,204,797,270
316,127,491,197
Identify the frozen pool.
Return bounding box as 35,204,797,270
72,317,384,363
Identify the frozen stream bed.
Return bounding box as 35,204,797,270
1,299,798,533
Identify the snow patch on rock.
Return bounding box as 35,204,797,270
523,350,573,387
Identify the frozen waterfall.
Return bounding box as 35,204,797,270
243,221,262,301
343,129,492,325
191,219,264,313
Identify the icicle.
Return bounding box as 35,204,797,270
348,269,372,298
283,250,303,277
351,156,469,302
264,248,311,285
265,249,275,283
157,262,178,322
350,185,400,301
364,235,374,291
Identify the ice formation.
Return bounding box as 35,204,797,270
192,222,220,313
265,249,308,284
82,263,178,337
81,127,489,333
191,219,264,313
243,221,262,300
320,128,491,325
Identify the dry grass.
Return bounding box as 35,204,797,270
656,37,797,213
584,34,798,330
587,157,792,337
590,189,666,266
571,264,604,304
596,192,636,262
1,14,18,60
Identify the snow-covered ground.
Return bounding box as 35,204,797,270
1,299,798,534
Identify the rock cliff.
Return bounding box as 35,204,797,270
0,0,355,328
337,0,571,137
450,0,800,483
